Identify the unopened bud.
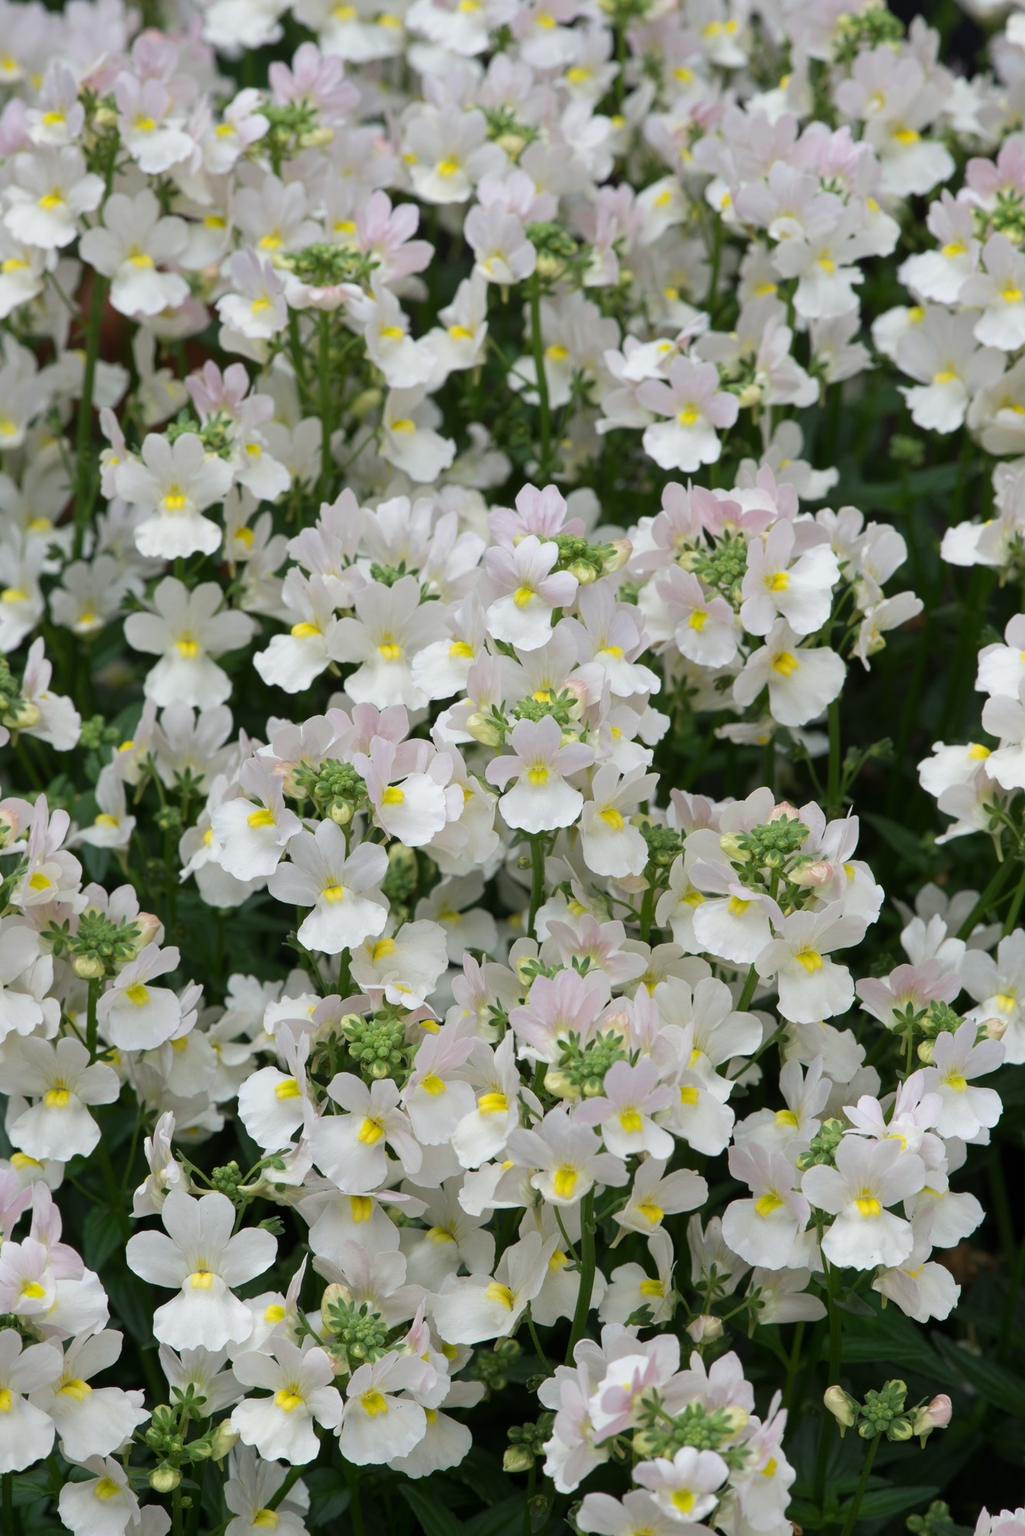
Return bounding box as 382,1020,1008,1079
561,679,589,717
886,1416,914,1442
350,387,382,420
631,1428,659,1457
6,699,40,730
737,382,762,409
718,833,747,861
769,801,800,821
208,1421,240,1462
567,560,597,585
322,1281,352,1310
496,131,526,158
150,1467,181,1493
916,1039,935,1064
329,800,353,826
299,125,335,148
465,711,502,747
824,1385,858,1433
982,1015,1008,1041
133,912,164,952
0,808,19,847
543,1068,578,1101
602,538,632,573
912,1394,952,1444
686,1313,723,1344
720,1405,749,1435
503,1444,535,1473
93,105,118,128
791,860,834,888
73,955,106,980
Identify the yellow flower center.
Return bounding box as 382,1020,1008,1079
358,1117,385,1144
855,1197,881,1219
478,1091,508,1115
754,1192,784,1218
553,1166,578,1199
189,1270,216,1289
247,807,276,829
485,1281,515,1309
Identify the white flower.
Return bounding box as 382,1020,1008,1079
231,1338,343,1463
4,146,103,249
755,904,862,1024
740,521,840,638
579,764,659,879
267,823,389,955
309,1072,422,1190
31,1330,147,1463
431,1231,557,1344
920,1020,1003,1140
57,1456,140,1536
115,433,234,560
721,1142,810,1268
97,943,182,1051
338,1353,429,1465
333,575,448,709
5,1036,120,1161
802,1137,925,1270
225,1446,309,1536
485,535,578,651
632,1445,729,1524
486,716,594,833
126,1189,277,1351
380,387,456,482
124,578,257,708
0,1326,63,1471
637,357,739,472
733,620,846,728
211,761,302,881
895,306,1003,434
79,190,189,318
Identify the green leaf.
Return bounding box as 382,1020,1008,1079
933,1335,1025,1418
302,1469,349,1528
840,1304,942,1379
847,1484,938,1520
455,1449,515,1509
83,1206,122,1273
862,813,931,870
464,1496,530,1536
398,1482,462,1536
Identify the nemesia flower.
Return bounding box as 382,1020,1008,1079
125,1190,277,1350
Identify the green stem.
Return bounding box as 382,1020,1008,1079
956,855,1018,939
318,311,333,504
526,1308,551,1372
172,1486,183,1536
838,1434,880,1536
639,881,656,944
826,699,842,819
86,976,100,1059
2,1472,18,1536
566,1187,596,1362
825,1256,843,1387
529,275,552,479
344,1462,365,1536
762,735,775,796
267,1465,304,1512
1004,862,1025,936
782,1320,805,1411
737,964,759,1012
528,834,546,940
812,1255,845,1513
522,1460,536,1536
72,272,110,560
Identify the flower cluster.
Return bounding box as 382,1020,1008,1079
0,0,1018,1532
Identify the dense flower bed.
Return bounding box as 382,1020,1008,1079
2,0,1025,1533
